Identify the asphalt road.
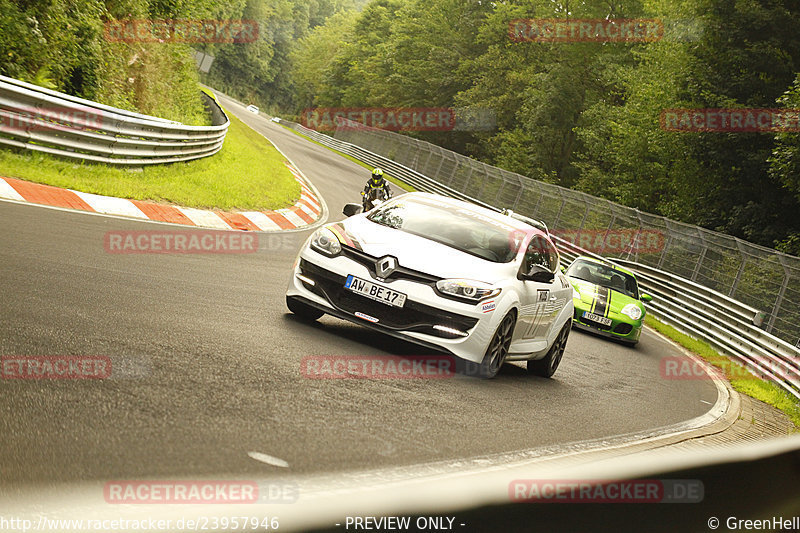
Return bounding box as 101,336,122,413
0,98,718,490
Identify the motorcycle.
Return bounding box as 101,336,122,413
361,187,390,211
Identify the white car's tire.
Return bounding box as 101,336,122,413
528,319,571,378
466,311,516,379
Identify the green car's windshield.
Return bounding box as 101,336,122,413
566,259,639,299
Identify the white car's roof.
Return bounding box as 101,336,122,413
398,192,544,234
340,192,550,282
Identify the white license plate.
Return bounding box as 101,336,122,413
345,275,406,308
583,312,612,327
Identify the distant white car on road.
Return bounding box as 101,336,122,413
286,192,574,378
246,105,259,114
271,116,280,123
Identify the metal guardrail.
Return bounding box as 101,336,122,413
279,117,800,400
0,75,229,165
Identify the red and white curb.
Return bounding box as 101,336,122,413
0,161,321,231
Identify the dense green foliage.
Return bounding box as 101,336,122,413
198,0,368,109
287,0,800,253
0,0,220,124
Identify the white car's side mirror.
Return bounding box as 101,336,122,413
520,264,554,283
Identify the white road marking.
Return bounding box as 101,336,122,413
297,202,319,219
240,211,283,231
0,179,25,201
72,191,147,219
277,208,306,227
178,207,232,230
248,451,289,468
301,192,320,209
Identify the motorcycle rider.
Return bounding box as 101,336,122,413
362,167,392,209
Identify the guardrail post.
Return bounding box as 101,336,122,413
409,149,419,170
493,180,507,205
475,168,490,201
552,195,567,229
461,164,475,193
420,147,434,175
578,201,590,232
767,257,790,333
512,179,525,210
600,212,617,257
691,232,707,282
657,235,672,269
530,180,544,216
447,153,459,186
432,149,446,179
729,240,748,299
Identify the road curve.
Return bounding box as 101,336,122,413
0,97,718,488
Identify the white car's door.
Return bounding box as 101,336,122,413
515,236,568,341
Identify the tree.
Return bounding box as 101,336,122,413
769,74,800,254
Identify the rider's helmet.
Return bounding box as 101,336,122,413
370,168,385,187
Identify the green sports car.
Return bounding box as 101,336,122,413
564,256,653,346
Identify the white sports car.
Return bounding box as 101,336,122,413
286,192,574,378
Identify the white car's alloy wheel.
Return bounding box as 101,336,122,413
472,312,515,379
528,320,571,378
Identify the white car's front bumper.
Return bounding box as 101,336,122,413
286,247,511,363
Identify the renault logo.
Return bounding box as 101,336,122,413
375,256,398,279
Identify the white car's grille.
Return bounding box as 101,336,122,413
340,245,441,284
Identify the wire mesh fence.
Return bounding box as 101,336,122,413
334,120,800,346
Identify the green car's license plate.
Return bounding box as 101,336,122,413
583,311,612,327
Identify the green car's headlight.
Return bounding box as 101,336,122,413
310,228,341,257
621,303,643,321
572,287,581,299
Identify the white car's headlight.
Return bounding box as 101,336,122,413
436,279,500,303
310,228,341,257
621,303,643,321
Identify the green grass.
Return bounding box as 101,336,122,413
277,122,417,193
646,316,800,429
0,106,298,211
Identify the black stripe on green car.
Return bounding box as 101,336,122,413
591,286,610,317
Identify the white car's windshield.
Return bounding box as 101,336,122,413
366,197,525,263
